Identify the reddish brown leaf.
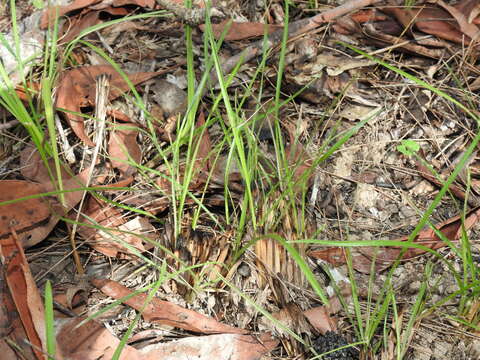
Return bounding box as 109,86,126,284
141,333,278,360
199,20,282,41
0,166,89,248
0,234,49,359
57,317,142,360
0,266,38,359
56,65,162,146
437,0,480,41
0,181,51,239
92,278,247,334
41,0,157,29
41,0,102,29
108,123,142,177
382,4,468,45
20,143,73,184
303,306,337,335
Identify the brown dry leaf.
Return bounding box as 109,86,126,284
41,0,102,28
109,0,156,8
0,234,55,360
437,0,480,41
92,278,247,334
303,306,337,335
414,150,480,207
140,333,279,360
56,317,142,360
0,180,51,240
77,197,152,257
20,143,73,183
381,4,468,45
199,20,282,40
108,123,142,177
41,0,157,29
0,166,88,248
455,0,480,24
265,303,312,338
60,7,128,44
56,65,162,146
0,261,41,359
0,340,19,360
309,207,480,273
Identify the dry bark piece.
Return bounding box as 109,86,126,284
92,278,247,334
56,65,164,146
108,123,142,177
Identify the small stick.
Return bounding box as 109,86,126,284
0,119,19,130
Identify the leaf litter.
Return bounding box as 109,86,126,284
2,0,480,359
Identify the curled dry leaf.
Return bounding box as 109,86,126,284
91,278,247,334
56,65,163,146
108,123,142,177
308,207,480,273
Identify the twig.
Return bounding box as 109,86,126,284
0,119,19,130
